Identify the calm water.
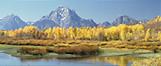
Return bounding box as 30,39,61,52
0,53,134,66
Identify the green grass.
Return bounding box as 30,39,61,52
99,48,154,56
99,48,133,56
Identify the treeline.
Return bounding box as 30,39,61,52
0,24,161,41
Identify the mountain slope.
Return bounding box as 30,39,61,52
98,21,111,27
112,15,139,26
33,16,59,29
0,15,27,30
26,21,35,25
47,6,97,28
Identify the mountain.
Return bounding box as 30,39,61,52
33,16,59,30
46,6,97,28
26,21,35,25
146,16,161,30
138,19,148,24
0,15,27,30
112,15,139,26
98,21,111,27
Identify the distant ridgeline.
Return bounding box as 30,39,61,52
0,6,160,30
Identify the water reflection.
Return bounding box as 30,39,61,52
0,53,142,66
88,56,141,66
19,55,141,66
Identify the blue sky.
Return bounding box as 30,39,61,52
0,0,160,23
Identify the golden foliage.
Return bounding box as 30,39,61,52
144,29,151,41
158,31,161,41
0,24,148,41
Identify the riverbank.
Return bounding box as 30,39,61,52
0,45,160,59
0,40,161,66
1,38,161,50
0,39,161,59
0,44,96,59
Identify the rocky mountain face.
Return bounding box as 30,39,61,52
98,21,111,27
0,15,27,30
0,6,160,30
33,16,59,30
112,15,140,26
33,6,97,29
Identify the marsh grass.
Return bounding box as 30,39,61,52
0,38,161,57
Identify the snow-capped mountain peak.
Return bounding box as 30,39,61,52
48,6,80,25
40,6,97,28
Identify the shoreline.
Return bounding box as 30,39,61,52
0,44,160,59
0,39,161,59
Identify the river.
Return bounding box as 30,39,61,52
0,53,135,66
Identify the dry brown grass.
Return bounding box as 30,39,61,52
0,38,99,46
18,47,47,55
98,41,161,51
0,38,161,55
18,45,99,55
50,45,99,55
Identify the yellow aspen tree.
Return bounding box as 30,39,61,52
120,30,126,40
8,31,15,37
104,28,110,40
130,24,145,40
53,27,62,39
61,28,67,39
67,27,75,39
22,26,39,38
86,28,91,40
157,31,161,41
81,28,87,39
96,27,105,41
71,27,77,39
44,28,53,39
144,29,151,41
119,24,128,41
107,26,118,40
90,28,96,40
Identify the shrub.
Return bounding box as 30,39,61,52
18,47,47,55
